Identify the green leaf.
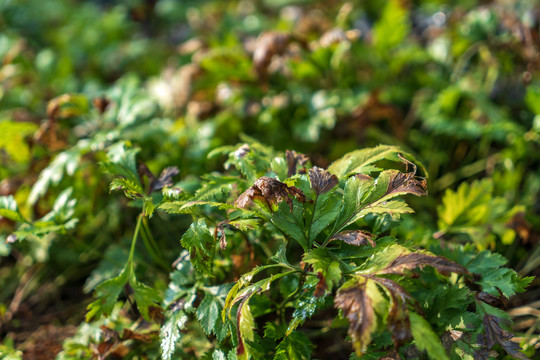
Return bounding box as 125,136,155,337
373,0,410,53
0,196,25,223
309,190,341,242
328,145,423,178
129,274,161,321
287,283,329,334
160,310,189,360
355,200,414,220
181,219,215,275
272,201,308,250
409,311,450,360
28,146,85,205
273,331,313,360
0,120,37,163
237,293,256,359
303,248,341,292
86,267,129,321
436,180,521,249
197,290,225,335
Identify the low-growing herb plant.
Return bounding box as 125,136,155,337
153,141,531,359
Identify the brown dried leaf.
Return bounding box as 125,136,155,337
476,291,506,309
121,329,156,342
234,186,262,209
234,144,251,158
314,272,327,298
330,230,376,247
235,177,309,211
385,170,427,198
309,166,338,195
366,276,418,311
253,32,291,80
377,253,469,277
286,150,309,177
215,221,228,250
152,166,180,191
138,163,155,186
384,154,427,198
477,314,530,360
92,96,110,114
334,279,375,355
365,275,413,347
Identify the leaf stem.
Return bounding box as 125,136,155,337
306,196,319,249
128,207,145,265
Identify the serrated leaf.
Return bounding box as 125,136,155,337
160,310,188,360
129,274,161,321
409,311,450,360
476,314,529,360
328,145,423,178
86,267,129,321
197,293,222,335
334,277,379,356
180,219,215,275
273,331,313,360
287,283,328,334
355,200,414,220
272,201,308,250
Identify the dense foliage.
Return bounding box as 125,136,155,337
0,0,539,359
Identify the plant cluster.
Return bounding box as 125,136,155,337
0,0,539,359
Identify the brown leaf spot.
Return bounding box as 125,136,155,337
152,166,180,191
309,166,338,195
234,144,251,159
334,280,375,355
253,32,291,80
377,253,469,277
330,230,376,247
314,272,327,298
235,176,310,211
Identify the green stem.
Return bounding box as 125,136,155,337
306,196,319,249
128,209,144,266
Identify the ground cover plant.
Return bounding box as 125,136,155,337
0,0,539,359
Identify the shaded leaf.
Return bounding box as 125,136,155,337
477,314,529,360
409,312,450,360
273,331,313,360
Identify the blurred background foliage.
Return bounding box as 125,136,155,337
0,0,539,358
